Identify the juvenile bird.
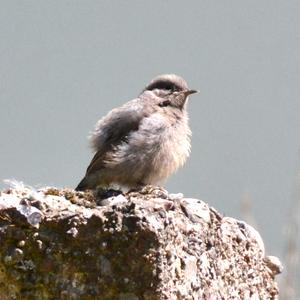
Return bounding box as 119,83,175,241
75,74,198,191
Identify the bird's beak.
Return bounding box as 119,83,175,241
183,89,198,96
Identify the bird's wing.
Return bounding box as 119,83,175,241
86,98,150,175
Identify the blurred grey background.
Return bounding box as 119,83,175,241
0,1,299,262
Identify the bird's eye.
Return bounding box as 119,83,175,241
159,100,171,107
145,80,181,93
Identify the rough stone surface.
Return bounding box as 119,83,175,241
0,183,281,299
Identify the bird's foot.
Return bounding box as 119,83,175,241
95,187,124,200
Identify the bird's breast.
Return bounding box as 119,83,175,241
130,112,191,183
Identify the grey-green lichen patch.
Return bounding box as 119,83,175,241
0,186,161,299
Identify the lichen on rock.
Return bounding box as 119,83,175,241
0,183,281,299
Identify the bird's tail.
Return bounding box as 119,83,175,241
75,177,88,191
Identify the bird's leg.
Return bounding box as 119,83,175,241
95,187,123,200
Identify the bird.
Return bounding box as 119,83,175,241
75,74,198,191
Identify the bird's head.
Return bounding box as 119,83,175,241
143,74,198,110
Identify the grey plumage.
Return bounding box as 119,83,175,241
75,74,198,191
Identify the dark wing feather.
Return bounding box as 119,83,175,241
85,98,151,176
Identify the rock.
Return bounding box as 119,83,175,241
0,184,281,299
264,255,284,276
